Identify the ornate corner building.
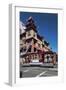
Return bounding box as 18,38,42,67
20,16,57,65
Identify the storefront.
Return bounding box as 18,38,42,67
20,50,57,65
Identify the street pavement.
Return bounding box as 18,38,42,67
20,65,58,78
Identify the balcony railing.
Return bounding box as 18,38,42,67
22,37,26,40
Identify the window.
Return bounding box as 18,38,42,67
28,47,31,52
28,31,31,36
38,44,40,47
34,54,37,59
33,33,36,37
42,44,45,47
34,48,36,52
20,47,26,52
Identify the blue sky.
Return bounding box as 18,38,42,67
20,12,58,53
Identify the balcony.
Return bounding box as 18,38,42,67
26,32,38,41
22,37,26,40
20,40,22,45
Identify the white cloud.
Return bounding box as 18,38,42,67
19,21,26,34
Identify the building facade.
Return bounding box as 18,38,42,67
20,16,57,64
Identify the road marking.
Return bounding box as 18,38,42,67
23,70,29,72
48,68,57,71
36,71,47,77
23,68,33,72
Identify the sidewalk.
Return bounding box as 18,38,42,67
21,63,56,68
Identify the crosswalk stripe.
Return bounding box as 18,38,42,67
36,71,47,77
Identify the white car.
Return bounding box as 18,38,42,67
30,59,43,65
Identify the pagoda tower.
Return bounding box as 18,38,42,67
25,16,38,53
